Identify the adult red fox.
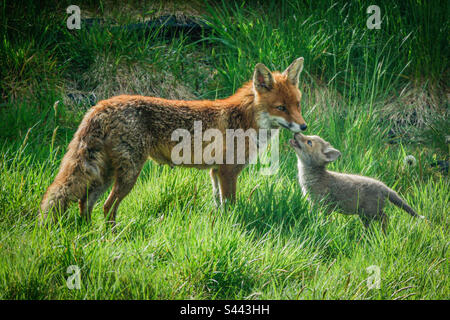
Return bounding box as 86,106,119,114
41,58,307,227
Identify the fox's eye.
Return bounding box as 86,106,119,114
307,140,312,146
276,105,287,112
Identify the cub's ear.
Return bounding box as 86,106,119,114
282,57,304,87
253,63,274,92
323,146,341,162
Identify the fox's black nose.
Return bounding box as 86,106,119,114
300,124,307,131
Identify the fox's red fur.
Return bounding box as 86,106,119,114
40,58,307,227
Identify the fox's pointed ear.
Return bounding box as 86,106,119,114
323,146,341,162
253,63,274,92
283,57,304,87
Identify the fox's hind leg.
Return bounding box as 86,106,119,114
103,174,140,229
79,178,112,222
103,161,145,230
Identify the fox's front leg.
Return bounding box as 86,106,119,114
216,165,244,204
210,168,220,206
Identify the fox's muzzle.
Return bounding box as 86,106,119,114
291,112,307,132
285,122,307,133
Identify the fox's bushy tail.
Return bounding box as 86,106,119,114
387,190,424,219
40,111,106,222
40,178,71,222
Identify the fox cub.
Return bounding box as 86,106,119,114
41,58,308,227
290,133,424,230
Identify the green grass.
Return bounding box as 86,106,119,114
0,0,448,299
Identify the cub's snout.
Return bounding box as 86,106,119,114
289,133,304,150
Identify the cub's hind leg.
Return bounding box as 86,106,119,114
375,211,389,233
359,212,388,233
359,214,372,229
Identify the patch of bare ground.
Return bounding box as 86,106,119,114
63,51,216,109
381,82,447,130
377,82,448,149
81,0,208,24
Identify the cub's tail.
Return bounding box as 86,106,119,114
387,190,425,219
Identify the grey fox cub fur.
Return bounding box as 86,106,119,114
290,133,424,230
